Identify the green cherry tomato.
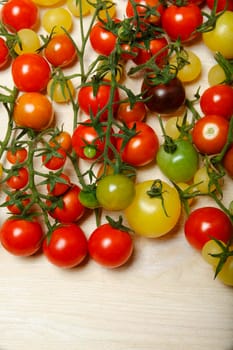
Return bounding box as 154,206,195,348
78,189,100,209
96,174,135,211
156,139,199,183
202,11,233,59
125,180,181,237
216,256,233,286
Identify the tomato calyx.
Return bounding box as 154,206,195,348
106,215,134,233
146,179,169,217
197,3,224,33
208,238,233,279
212,52,233,85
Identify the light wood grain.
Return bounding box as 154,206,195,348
0,2,233,350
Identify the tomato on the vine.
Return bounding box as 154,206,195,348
1,0,38,32
125,180,181,237
5,191,31,215
156,138,199,183
42,7,73,34
117,100,147,123
184,206,233,250
161,4,203,42
202,11,233,59
6,167,29,190
6,147,28,164
89,20,118,56
44,34,77,67
206,0,233,11
13,92,54,131
88,222,133,268
116,121,159,167
200,84,233,121
43,224,88,268
192,114,229,155
0,218,43,256
223,144,233,178
71,119,116,161
125,0,164,25
141,77,186,115
77,83,120,120
0,38,9,68
132,37,169,67
47,185,86,223
47,173,71,196
52,131,72,152
42,145,67,170
11,53,51,92
14,29,41,55
96,174,135,211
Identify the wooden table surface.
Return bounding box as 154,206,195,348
0,2,232,350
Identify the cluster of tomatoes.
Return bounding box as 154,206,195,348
0,0,232,285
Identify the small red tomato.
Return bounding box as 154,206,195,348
223,144,233,178
89,20,118,56
7,167,29,190
6,148,28,164
47,185,86,223
0,218,43,256
0,37,9,68
47,173,71,196
44,34,77,67
116,121,159,167
88,223,133,268
117,101,147,123
192,114,229,155
43,224,88,268
200,84,233,121
11,53,51,92
184,206,233,250
1,0,38,32
42,146,67,170
6,191,31,215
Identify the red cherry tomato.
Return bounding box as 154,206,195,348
77,83,120,121
0,218,44,256
43,224,88,268
132,37,169,66
161,4,203,42
6,147,28,164
0,37,9,68
117,101,147,123
206,0,233,11
47,173,71,196
200,84,233,121
116,121,159,167
47,185,86,223
223,144,233,178
126,0,164,25
184,206,233,250
42,146,67,170
1,0,38,32
44,34,77,67
5,191,31,215
89,20,118,56
6,167,29,190
88,223,133,268
192,114,229,155
72,119,116,161
11,53,51,92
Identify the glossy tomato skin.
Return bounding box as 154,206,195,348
200,84,233,121
161,4,202,42
126,0,164,25
89,20,118,56
156,139,199,182
192,114,229,155
117,101,147,123
223,144,233,178
13,92,54,131
202,11,233,59
44,34,77,67
1,0,38,32
141,77,186,115
6,148,28,164
0,38,9,68
88,223,133,268
47,185,86,223
96,174,135,211
125,180,181,237
0,218,43,256
6,167,29,190
206,0,233,11
43,224,88,268
47,173,71,196
116,121,159,167
11,53,51,92
71,119,115,161
184,206,233,250
132,37,169,66
42,146,67,170
77,84,120,121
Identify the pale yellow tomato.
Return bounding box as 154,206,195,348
14,29,41,55
32,0,62,6
208,64,226,86
170,50,202,83
47,78,75,103
90,0,116,19
67,0,91,17
193,166,217,194
164,115,186,139
42,8,73,34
